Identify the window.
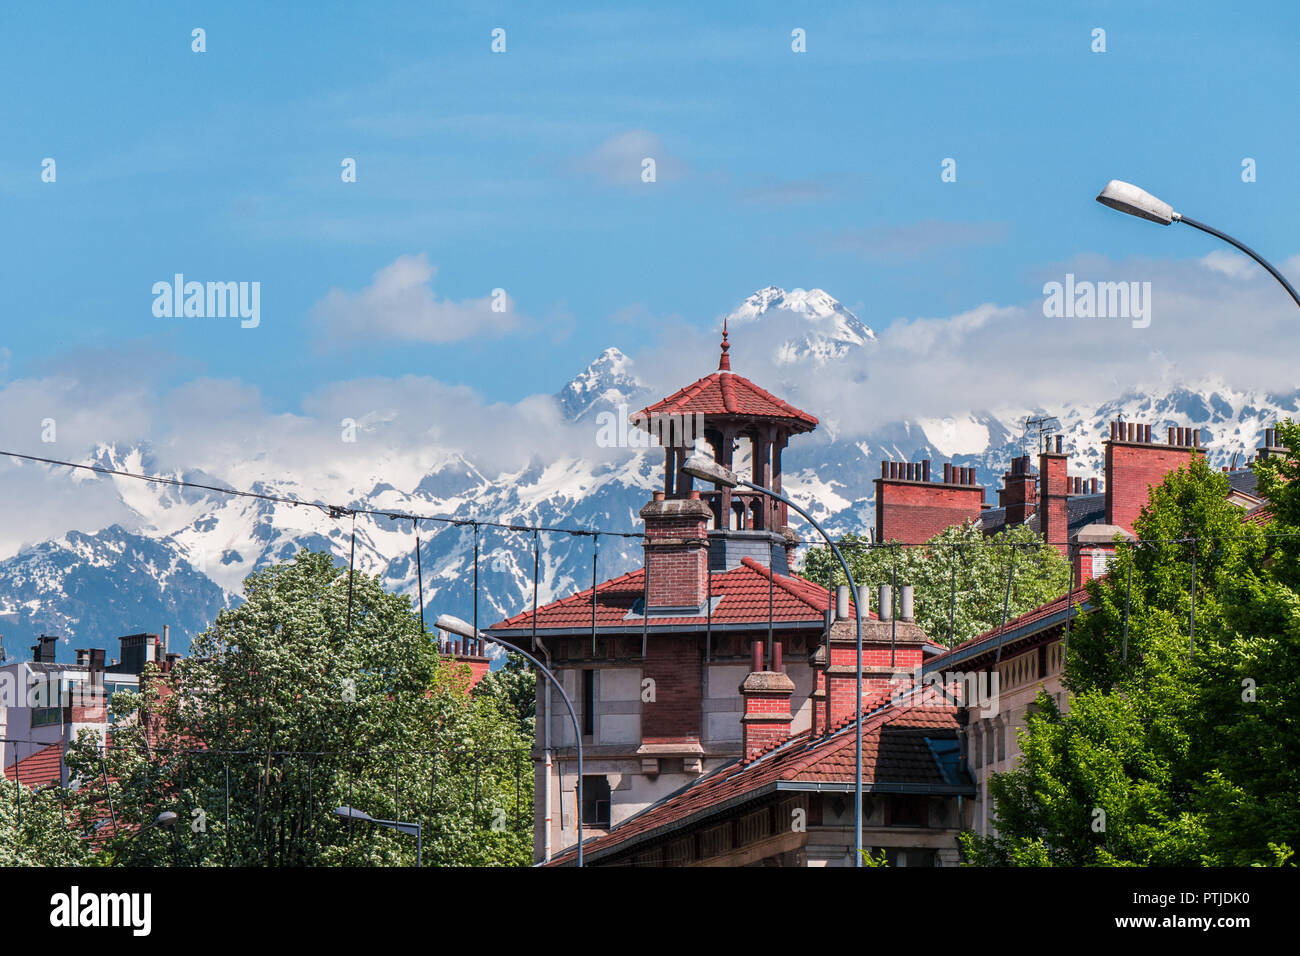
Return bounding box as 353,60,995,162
31,678,63,727
581,775,611,827
582,669,595,737
886,795,927,828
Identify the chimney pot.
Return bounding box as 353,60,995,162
922,459,931,482
773,641,783,673
877,584,893,621
899,584,914,622
943,462,953,483
836,584,849,621
1055,435,1063,454
881,461,888,478
751,640,764,674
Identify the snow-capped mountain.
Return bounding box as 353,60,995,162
554,346,644,421
1,286,1294,664
727,286,875,365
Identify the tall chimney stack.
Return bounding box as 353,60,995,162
1038,438,1069,556
739,640,795,762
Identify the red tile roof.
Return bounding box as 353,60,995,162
636,371,818,430
549,685,963,865
489,557,859,633
5,741,64,788
1244,503,1274,525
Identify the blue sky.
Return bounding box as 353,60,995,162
3,0,1299,413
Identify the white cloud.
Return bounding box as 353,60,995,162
574,130,683,185
630,252,1300,438
309,254,518,346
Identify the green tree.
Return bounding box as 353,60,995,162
474,651,537,739
0,778,90,866
962,440,1300,866
65,549,533,867
801,522,1070,647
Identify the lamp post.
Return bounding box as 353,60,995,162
1095,179,1300,311
435,613,586,867
109,810,178,866
334,805,422,867
681,452,866,867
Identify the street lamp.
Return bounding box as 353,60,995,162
334,805,422,867
1096,179,1300,310
435,613,586,867
681,452,867,867
108,810,178,865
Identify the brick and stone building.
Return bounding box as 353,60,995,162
487,332,969,866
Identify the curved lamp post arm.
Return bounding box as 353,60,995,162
737,478,866,868
474,632,585,868
1177,216,1300,311
1096,180,1300,312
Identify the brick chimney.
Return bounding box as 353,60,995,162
1104,420,1199,534
639,491,712,610
874,459,985,544
118,633,159,676
809,639,828,738
825,585,929,727
72,648,108,723
740,640,795,762
439,634,492,690
30,634,57,664
997,455,1037,526
1038,436,1069,555
1258,426,1287,460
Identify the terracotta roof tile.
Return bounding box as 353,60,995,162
5,741,64,788
489,558,861,633
636,371,818,429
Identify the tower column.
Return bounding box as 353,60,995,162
716,424,735,530
753,427,772,529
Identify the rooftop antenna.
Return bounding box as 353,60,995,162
1023,416,1061,456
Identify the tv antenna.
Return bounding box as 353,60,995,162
1023,416,1061,456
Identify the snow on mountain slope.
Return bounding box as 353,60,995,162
554,347,645,421
1,287,1295,664
726,286,874,365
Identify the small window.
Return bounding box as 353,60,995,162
582,669,595,737
582,775,611,827
886,794,927,828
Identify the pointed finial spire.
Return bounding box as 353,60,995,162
718,317,731,371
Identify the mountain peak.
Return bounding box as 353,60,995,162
555,347,646,421
724,287,875,366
